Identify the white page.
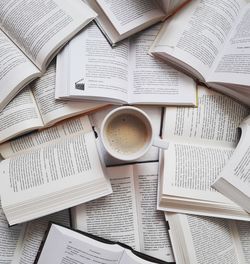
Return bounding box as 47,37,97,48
208,4,250,87
72,165,140,250
163,86,250,148
0,128,111,225
168,214,242,264
0,206,24,263
0,132,104,205
236,221,250,263
0,0,96,70
128,24,196,105
96,0,164,35
0,115,92,159
133,163,174,262
60,22,129,103
162,142,234,203
12,210,70,264
32,60,105,126
120,250,160,264
213,118,250,212
0,87,43,144
151,0,246,80
0,116,110,221
0,30,40,111
72,163,173,262
36,224,124,264
157,0,188,15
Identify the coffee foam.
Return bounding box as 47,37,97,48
105,113,149,155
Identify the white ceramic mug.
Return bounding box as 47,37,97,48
100,106,169,161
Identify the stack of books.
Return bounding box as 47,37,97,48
0,0,250,263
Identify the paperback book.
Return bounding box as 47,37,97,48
0,116,112,225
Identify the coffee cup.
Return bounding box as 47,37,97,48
100,106,169,161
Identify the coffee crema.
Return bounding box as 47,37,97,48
105,113,149,155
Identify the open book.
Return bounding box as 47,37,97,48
55,22,197,106
0,0,96,111
0,60,107,144
158,85,250,220
35,223,169,264
167,213,250,264
0,115,112,226
0,203,70,264
84,0,189,45
213,115,250,213
71,163,174,263
150,0,250,106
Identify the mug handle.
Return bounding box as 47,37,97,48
152,137,169,150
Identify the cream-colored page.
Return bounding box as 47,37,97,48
0,87,43,144
133,163,174,262
0,0,96,70
71,165,140,250
96,0,164,35
128,24,196,105
32,60,105,126
151,0,245,80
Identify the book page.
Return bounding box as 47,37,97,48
71,165,141,250
0,0,96,70
133,163,174,262
163,142,234,203
157,0,188,16
168,213,242,264
32,60,106,126
57,22,129,103
0,204,24,263
151,0,245,80
128,24,196,106
208,4,250,87
235,221,250,263
36,224,125,264
0,121,111,224
213,118,250,212
0,87,43,144
96,0,164,35
0,115,92,159
72,163,173,262
12,210,70,264
120,250,162,264
0,30,40,111
163,86,250,148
